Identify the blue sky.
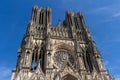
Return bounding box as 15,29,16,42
0,0,120,80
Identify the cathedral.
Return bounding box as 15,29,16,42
11,5,113,80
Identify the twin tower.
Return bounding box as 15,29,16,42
11,5,113,80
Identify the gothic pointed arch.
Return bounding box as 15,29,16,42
53,60,81,80
11,6,113,80
86,51,93,73
53,42,74,53
62,74,78,80
29,62,46,80
31,42,39,70
39,41,46,73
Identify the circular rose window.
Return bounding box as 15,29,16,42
54,50,74,68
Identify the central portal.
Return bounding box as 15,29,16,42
62,74,78,80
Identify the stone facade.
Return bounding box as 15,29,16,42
11,5,113,80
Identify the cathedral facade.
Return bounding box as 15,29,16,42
11,5,113,80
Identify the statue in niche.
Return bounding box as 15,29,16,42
63,32,65,37
24,52,30,67
47,52,52,67
97,58,104,70
57,31,59,36
54,74,61,80
53,30,55,36
78,54,84,69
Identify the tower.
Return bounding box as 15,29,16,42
11,5,113,80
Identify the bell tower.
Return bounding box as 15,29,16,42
11,5,113,80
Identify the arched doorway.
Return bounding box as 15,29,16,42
62,74,78,80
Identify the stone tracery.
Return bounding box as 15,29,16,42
11,5,113,80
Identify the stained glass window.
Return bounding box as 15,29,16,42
54,49,74,68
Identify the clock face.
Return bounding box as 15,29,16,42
54,51,74,68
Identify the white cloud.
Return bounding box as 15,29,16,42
0,67,11,80
116,77,120,80
112,11,120,17
89,6,110,14
102,38,120,44
104,60,109,66
88,4,120,23
114,74,120,80
95,7,108,12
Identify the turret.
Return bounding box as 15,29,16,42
31,5,52,26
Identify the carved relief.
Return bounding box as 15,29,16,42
12,6,113,80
